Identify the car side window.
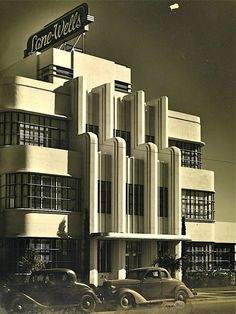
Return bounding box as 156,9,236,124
145,271,159,279
160,271,168,278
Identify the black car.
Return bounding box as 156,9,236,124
99,267,194,310
1,268,101,313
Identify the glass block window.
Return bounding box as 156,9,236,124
169,139,202,169
114,129,131,156
182,189,215,221
98,181,111,214
98,240,111,272
0,111,68,149
126,184,144,216
0,173,81,212
160,187,168,217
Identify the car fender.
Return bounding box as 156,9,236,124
6,292,48,309
114,288,147,304
175,285,194,299
70,289,102,304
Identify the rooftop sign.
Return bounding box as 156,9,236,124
24,3,94,57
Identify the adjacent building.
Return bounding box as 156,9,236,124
0,16,235,285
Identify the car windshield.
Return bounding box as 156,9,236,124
126,270,146,280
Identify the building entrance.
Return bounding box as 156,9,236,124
125,241,142,271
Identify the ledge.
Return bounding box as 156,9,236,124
90,232,192,241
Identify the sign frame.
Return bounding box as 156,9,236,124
24,3,94,57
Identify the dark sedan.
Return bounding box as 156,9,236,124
1,268,101,313
99,267,194,309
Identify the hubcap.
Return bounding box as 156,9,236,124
122,297,129,306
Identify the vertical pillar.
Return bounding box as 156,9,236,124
169,241,182,280
71,76,86,135
111,240,126,279
124,91,145,152
92,83,113,145
89,238,98,286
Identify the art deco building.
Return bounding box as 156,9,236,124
0,44,235,285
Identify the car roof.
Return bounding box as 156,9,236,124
128,267,168,272
31,268,76,275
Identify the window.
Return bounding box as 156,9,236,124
86,124,99,138
125,241,142,271
182,189,215,221
38,65,73,82
169,139,202,169
145,135,155,143
114,80,131,93
0,173,81,212
0,111,68,149
98,181,111,213
183,242,235,273
0,238,80,276
98,240,111,272
114,129,131,156
126,184,144,215
159,187,168,217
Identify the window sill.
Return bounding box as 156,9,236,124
185,218,215,223
1,208,81,214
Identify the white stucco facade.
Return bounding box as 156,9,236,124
0,48,235,284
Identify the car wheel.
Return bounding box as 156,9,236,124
80,294,96,313
119,293,135,310
10,298,29,313
176,290,188,303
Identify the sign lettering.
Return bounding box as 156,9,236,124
24,3,94,57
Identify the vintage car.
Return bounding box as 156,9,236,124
99,267,194,309
1,268,101,313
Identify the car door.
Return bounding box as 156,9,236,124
160,270,177,298
139,270,162,300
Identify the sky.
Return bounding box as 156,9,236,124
0,0,235,222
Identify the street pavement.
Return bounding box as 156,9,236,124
95,286,236,314
0,286,235,314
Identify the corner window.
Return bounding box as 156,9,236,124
0,173,81,212
0,111,68,149
169,139,202,169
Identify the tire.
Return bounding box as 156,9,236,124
176,290,188,303
119,293,135,310
80,294,96,313
9,298,29,314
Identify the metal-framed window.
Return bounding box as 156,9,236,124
98,181,111,214
160,187,168,217
169,139,202,169
0,111,68,149
126,184,144,216
114,129,131,156
182,189,215,221
145,135,155,143
86,124,99,138
98,240,111,272
183,242,235,272
0,173,81,212
0,238,80,275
